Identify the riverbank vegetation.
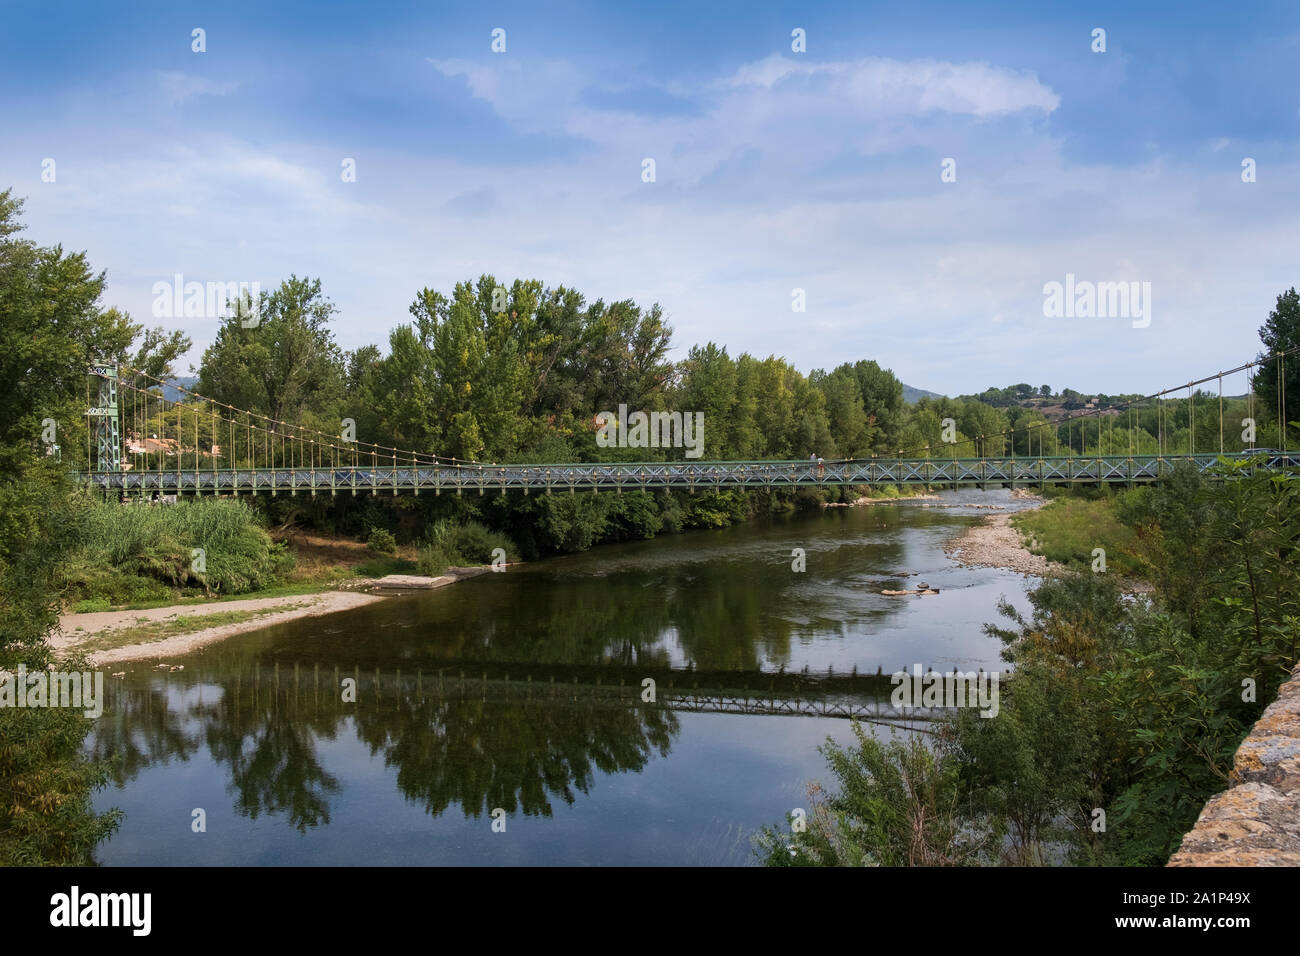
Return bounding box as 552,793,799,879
1,190,122,863
418,519,517,574
60,497,292,605
761,458,1300,866
66,270,1296,600
1010,488,1147,578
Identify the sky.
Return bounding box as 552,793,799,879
2,0,1298,397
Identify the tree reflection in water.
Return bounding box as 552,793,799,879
89,665,680,832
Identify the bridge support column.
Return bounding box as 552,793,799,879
87,364,122,482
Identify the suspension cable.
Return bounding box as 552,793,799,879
87,344,1300,472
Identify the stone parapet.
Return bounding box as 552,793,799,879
1168,663,1300,866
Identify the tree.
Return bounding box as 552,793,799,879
851,360,905,453
197,275,345,424
127,324,191,387
1008,407,1061,456
959,400,1010,458
576,297,673,414
811,366,868,458
0,188,121,863
0,190,122,474
678,343,739,459
525,285,587,420
1253,287,1300,444
421,276,531,460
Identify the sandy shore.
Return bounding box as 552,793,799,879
942,491,1065,577
54,567,492,666
54,591,387,667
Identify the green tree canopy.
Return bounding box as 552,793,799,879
0,187,121,863
1253,286,1300,442
197,275,345,424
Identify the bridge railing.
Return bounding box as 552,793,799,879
75,451,1298,495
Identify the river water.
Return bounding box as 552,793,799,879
89,488,1042,865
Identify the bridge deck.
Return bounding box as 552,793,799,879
79,451,1296,495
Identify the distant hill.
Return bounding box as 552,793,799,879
902,383,945,404
161,376,199,402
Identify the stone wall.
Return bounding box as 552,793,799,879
1167,662,1300,866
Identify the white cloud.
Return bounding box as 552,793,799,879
7,50,1296,399
157,72,239,105
723,54,1060,116
426,57,583,129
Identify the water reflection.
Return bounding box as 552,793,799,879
243,490,1039,677
88,490,1038,864
91,666,682,830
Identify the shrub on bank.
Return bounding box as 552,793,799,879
61,497,288,602
423,519,516,566
683,490,750,528
450,521,510,563
416,543,450,576
366,527,397,555
757,722,983,867
60,561,175,606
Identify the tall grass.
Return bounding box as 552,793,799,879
62,498,291,601
1012,495,1146,577
417,519,516,574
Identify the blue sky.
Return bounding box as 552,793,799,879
3,0,1299,395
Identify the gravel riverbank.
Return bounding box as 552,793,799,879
942,490,1066,577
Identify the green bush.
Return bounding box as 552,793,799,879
791,487,826,511
605,491,664,540
71,598,111,613
526,496,610,553
683,490,749,529
61,559,182,605
366,527,397,555
61,498,283,600
417,544,450,576
757,722,986,867
452,521,511,563
424,518,516,565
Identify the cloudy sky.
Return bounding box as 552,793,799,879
3,0,1298,396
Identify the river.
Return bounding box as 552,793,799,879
89,488,1042,865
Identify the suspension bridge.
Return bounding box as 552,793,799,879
76,349,1297,497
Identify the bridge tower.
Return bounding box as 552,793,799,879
87,363,122,472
